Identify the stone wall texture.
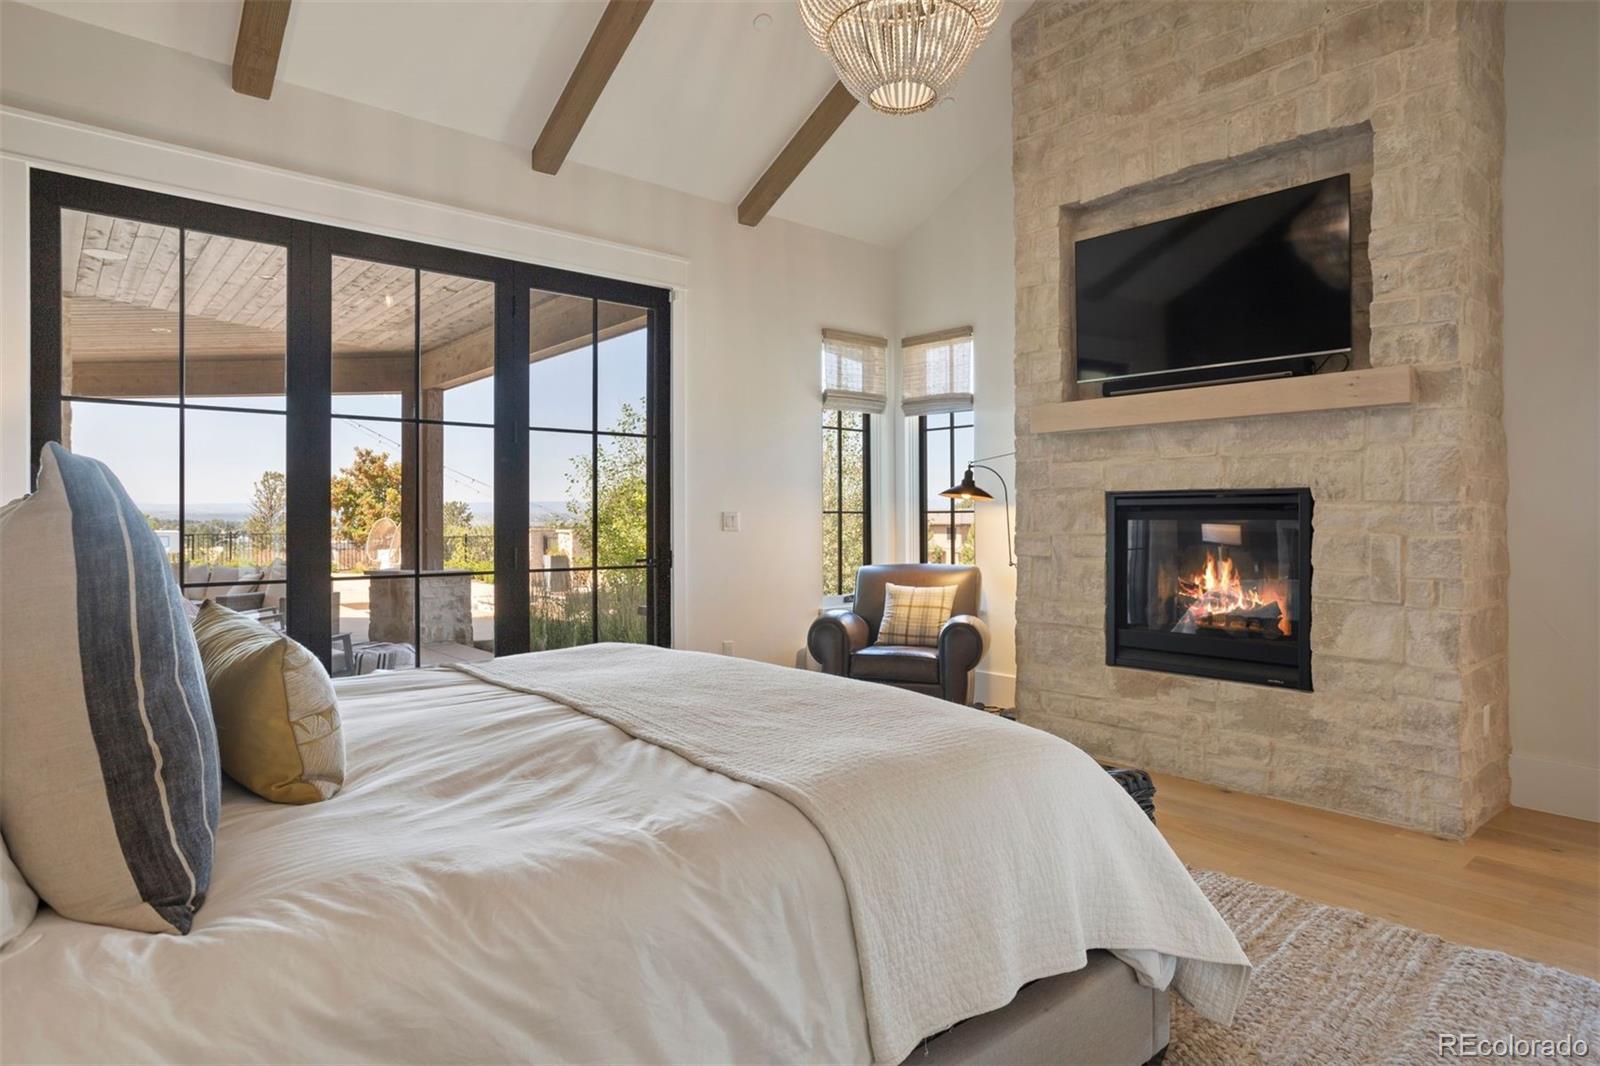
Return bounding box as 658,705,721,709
1011,0,1508,836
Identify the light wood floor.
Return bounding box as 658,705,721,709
1152,773,1600,979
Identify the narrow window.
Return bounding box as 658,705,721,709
903,329,976,565
917,411,977,564
819,329,886,598
822,408,871,597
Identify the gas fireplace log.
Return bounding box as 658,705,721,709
1193,600,1287,639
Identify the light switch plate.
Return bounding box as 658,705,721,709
720,511,741,533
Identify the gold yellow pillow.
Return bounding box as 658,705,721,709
192,602,344,804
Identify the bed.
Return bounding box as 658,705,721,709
0,645,1248,1064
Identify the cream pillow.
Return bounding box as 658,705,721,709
1,833,38,949
192,602,345,804
876,583,958,648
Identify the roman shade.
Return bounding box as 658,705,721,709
821,329,889,413
901,327,974,416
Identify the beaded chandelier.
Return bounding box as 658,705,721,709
797,0,1002,115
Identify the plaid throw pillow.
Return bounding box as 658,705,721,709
876,583,958,648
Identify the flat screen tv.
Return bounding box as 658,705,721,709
1074,175,1352,394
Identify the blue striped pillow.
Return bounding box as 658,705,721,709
0,443,220,934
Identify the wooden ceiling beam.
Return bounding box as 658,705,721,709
232,0,292,99
531,0,654,175
738,81,859,228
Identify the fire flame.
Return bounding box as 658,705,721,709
1175,550,1292,637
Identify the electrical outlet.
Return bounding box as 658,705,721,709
720,511,741,533
721,640,735,655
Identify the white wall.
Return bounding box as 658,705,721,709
0,1,896,669
894,152,1016,705
1503,0,1600,821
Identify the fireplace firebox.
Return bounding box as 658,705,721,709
1106,489,1313,690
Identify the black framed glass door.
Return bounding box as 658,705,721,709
30,170,671,669
322,236,510,670
28,173,302,647
524,286,669,649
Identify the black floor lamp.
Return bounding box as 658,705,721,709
939,451,1016,567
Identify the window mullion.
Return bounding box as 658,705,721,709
177,228,187,591
862,415,872,571
589,298,600,644
836,421,843,594
917,415,927,564
412,267,422,665
940,416,953,563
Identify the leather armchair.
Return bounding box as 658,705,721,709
808,564,990,704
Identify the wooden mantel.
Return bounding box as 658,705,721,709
1028,366,1415,434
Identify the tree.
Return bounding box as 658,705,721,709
556,400,650,644
959,526,977,565
443,499,476,531
565,401,647,568
442,499,493,574
245,471,286,542
330,447,403,544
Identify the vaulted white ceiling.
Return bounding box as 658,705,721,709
20,0,1019,247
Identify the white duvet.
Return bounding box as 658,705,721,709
0,668,873,1064
460,645,1249,1063
2,649,1249,1066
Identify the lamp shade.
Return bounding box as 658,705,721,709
940,467,993,502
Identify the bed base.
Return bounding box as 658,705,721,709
902,951,1170,1066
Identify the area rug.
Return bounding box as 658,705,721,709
1169,869,1600,1065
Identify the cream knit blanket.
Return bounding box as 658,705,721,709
456,644,1250,1064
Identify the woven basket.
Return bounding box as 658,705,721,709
1100,764,1157,822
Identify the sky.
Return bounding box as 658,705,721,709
923,420,977,512
68,329,647,521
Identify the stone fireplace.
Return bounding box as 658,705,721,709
1011,1,1508,836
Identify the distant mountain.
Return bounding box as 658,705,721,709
138,503,249,523
530,501,576,526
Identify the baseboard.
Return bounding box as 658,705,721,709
1510,753,1600,822
975,669,1016,708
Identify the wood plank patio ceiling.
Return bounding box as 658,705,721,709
60,212,646,398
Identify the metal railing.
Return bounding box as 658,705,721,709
174,531,500,573
180,531,285,569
